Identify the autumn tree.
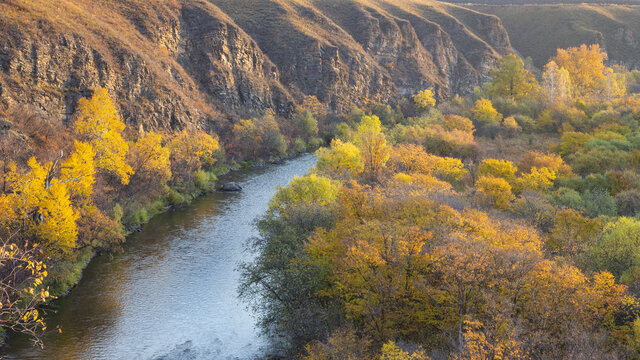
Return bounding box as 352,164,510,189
316,139,363,179
353,115,390,181
388,144,468,185
444,115,475,134
476,176,514,210
0,235,53,347
169,130,220,185
553,44,608,98
74,88,133,185
125,131,172,200
413,89,436,112
541,61,571,104
269,174,340,214
231,111,287,161
517,151,573,178
485,54,538,99
471,98,502,127
548,209,602,258
514,167,556,194
477,159,517,183
0,141,96,256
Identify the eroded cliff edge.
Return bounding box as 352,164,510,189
0,0,512,129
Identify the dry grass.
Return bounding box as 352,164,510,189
476,133,561,162
468,4,640,68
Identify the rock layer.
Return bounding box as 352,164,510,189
0,0,513,129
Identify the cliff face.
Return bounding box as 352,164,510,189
0,0,513,129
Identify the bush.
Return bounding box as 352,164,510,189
583,190,617,218
476,176,514,210
166,188,186,206
552,187,584,211
616,189,640,217
293,137,307,153
514,114,536,132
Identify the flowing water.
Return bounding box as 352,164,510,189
1,154,316,360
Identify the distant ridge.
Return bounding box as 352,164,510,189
465,4,640,68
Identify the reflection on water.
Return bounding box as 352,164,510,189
1,155,316,360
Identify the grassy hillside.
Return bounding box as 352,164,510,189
445,0,640,4
468,4,640,68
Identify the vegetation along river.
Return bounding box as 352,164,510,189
1,154,317,360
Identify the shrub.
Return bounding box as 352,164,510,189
616,189,640,217
476,176,514,210
552,187,584,211
478,159,517,182
583,190,617,218
471,98,502,127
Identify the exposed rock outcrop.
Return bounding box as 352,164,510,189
0,0,514,129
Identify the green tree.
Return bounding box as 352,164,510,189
295,110,319,141
589,217,640,283
486,54,538,99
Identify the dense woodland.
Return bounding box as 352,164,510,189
3,41,640,358
240,44,640,359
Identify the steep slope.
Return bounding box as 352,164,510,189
468,4,640,69
0,0,513,130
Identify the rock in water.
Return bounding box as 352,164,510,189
219,182,243,192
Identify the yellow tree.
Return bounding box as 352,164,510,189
380,341,430,360
169,130,220,184
269,174,340,214
477,159,517,183
413,89,436,112
129,131,172,195
0,236,53,347
514,167,556,194
315,139,363,179
471,99,501,127
553,44,608,97
353,115,390,181
541,61,571,104
476,176,514,210
74,88,133,184
1,146,96,256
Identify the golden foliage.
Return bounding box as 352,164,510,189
169,130,219,183
476,176,514,210
413,89,436,112
471,98,501,126
316,139,364,179
354,115,390,181
74,88,133,184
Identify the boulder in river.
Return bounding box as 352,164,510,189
219,182,243,192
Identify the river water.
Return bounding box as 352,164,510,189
1,154,316,360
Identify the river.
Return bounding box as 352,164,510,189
1,154,316,360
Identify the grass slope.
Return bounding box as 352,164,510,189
468,4,640,68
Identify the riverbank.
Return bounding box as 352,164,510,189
44,153,307,299
2,154,316,359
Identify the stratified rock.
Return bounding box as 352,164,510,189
0,0,514,127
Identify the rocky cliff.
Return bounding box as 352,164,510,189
0,0,513,130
